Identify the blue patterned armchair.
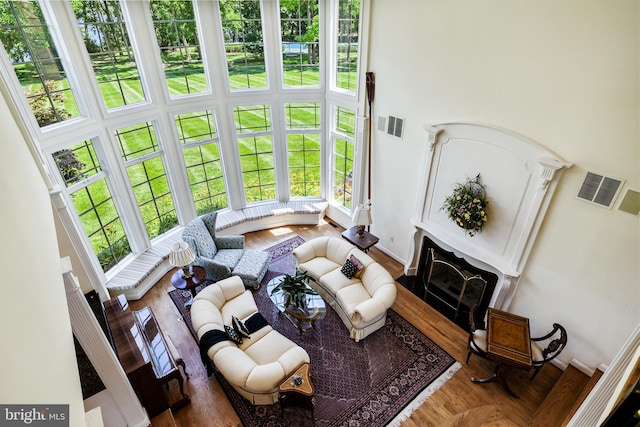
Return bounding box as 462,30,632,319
182,211,270,289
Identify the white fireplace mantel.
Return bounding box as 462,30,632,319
405,122,572,310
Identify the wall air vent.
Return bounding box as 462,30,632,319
577,171,624,209
386,116,404,138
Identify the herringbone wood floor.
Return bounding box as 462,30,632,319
131,220,565,427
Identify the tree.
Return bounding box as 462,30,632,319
280,0,319,64
150,0,198,61
54,149,86,185
0,1,61,79
24,80,70,126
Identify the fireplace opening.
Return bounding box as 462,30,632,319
413,236,497,330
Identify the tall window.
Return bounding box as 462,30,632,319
175,110,228,214
73,0,146,109
150,0,207,97
115,122,177,239
335,0,359,92
0,0,80,127
219,0,266,90
52,139,130,272
286,102,321,197
332,106,355,208
0,0,367,275
235,104,275,202
280,0,320,88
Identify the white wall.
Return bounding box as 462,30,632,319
367,0,639,369
0,93,85,424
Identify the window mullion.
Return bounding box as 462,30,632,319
272,101,289,201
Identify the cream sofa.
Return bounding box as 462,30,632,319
292,236,397,342
191,275,310,405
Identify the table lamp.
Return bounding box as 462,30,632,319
352,204,372,237
169,241,196,279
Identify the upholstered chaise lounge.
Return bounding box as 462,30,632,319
182,211,270,289
292,236,397,342
191,275,310,405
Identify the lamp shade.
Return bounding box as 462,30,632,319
169,241,195,268
352,205,372,227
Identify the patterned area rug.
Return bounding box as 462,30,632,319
169,235,460,427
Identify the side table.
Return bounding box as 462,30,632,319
279,363,315,420
171,265,206,308
471,308,532,397
341,226,379,252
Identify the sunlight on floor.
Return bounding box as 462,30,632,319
269,227,293,236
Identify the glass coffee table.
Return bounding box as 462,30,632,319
267,275,326,335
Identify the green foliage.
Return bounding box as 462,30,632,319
270,271,317,310
97,234,131,272
442,174,489,237
54,149,86,185
24,80,70,126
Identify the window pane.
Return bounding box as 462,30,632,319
234,104,271,132
116,123,177,238
52,139,100,186
336,105,355,136
219,0,266,90
285,102,321,198
288,133,320,197
175,110,217,143
333,107,355,208
336,0,359,92
0,0,80,126
280,0,320,88
235,105,274,202
52,139,131,272
175,110,228,214
285,102,320,129
72,180,131,272
73,0,146,109
238,135,275,202
149,0,206,97
115,121,159,161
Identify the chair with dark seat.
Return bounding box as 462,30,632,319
466,304,488,363
530,323,567,379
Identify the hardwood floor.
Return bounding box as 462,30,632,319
130,220,564,427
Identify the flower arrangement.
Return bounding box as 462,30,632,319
442,174,489,237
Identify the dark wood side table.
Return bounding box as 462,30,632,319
341,226,379,252
171,265,206,308
279,363,315,420
471,307,533,397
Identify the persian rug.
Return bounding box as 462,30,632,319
169,235,460,427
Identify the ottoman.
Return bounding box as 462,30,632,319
232,250,271,290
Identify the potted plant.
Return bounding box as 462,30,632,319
270,271,318,311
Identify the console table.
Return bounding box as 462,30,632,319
341,226,379,252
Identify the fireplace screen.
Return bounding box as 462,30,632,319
417,236,497,330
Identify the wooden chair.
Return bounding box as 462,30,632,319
466,304,488,363
530,323,567,379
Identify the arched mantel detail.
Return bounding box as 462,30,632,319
405,122,572,310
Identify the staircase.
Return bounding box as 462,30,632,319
530,364,604,426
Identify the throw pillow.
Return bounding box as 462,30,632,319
349,255,365,278
232,316,251,338
224,325,243,344
341,258,358,279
